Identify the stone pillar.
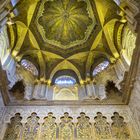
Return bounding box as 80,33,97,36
78,84,87,100
86,82,99,99
98,84,107,100
47,85,53,100
32,82,42,99
90,82,99,99
86,83,92,98
45,85,48,99
32,83,48,100
24,83,34,100
40,84,46,98
94,84,100,99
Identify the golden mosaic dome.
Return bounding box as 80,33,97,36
37,0,95,48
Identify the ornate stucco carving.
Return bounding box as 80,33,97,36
1,105,140,139
76,112,92,139
111,112,130,139
41,112,57,140
3,113,23,140
94,112,111,139
122,27,136,65
23,113,40,140
59,112,74,140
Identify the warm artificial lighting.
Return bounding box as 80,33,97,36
48,79,51,85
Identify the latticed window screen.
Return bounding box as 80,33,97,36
21,59,38,76
93,61,109,76
55,75,76,86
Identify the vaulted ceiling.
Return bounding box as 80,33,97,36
7,0,126,82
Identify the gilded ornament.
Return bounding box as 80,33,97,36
36,0,96,49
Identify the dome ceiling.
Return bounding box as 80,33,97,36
7,0,126,82
36,0,96,49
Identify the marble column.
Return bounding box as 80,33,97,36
45,85,48,99
32,83,49,100
94,85,100,99
40,84,46,98
32,83,42,99
24,83,34,100
86,83,92,98
47,86,53,100
85,82,102,99
89,82,99,99
78,85,87,100
98,84,107,100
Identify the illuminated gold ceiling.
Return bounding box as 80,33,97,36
7,0,126,82
37,0,96,49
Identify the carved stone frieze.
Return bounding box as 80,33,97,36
0,105,140,139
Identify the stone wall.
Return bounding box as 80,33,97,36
129,46,140,131
129,77,140,134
